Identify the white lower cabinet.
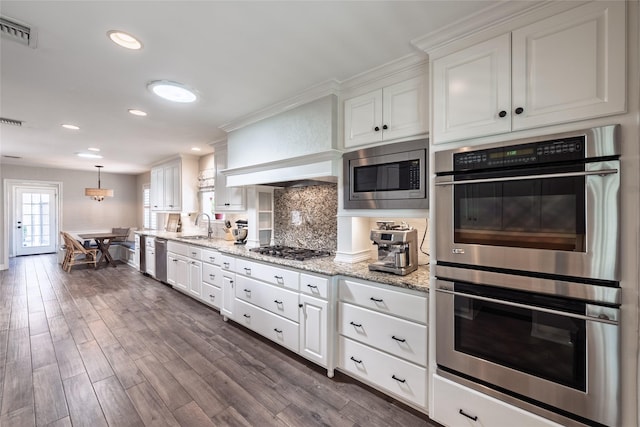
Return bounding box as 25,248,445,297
167,242,201,298
235,299,299,353
187,259,202,299
167,253,189,292
299,294,329,369
236,275,299,322
432,375,563,427
200,253,222,309
145,237,156,277
339,336,426,407
337,277,428,411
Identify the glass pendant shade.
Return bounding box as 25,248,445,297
85,166,114,201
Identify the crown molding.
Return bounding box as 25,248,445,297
411,0,584,56
219,79,340,133
339,52,427,92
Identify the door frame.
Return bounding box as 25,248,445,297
3,179,63,263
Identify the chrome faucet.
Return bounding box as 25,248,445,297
194,213,212,239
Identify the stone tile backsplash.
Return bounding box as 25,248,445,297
274,183,337,251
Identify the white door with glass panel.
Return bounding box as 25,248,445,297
15,187,58,255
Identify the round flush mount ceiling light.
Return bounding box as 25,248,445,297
147,80,197,103
62,124,80,130
107,30,143,50
128,109,147,116
76,152,103,159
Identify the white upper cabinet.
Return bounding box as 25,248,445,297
344,75,427,149
214,144,246,212
150,156,198,212
432,1,626,144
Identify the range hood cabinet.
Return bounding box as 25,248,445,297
224,95,339,187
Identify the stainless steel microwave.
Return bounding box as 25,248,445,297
343,139,428,209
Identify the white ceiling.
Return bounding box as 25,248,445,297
0,1,500,174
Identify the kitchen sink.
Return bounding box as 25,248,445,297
180,235,210,240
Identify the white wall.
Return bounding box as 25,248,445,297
1,165,138,263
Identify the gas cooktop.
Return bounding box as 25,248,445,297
250,245,332,261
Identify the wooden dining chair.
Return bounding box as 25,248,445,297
60,231,99,272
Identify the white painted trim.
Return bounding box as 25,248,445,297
412,0,586,57
225,159,338,188
3,179,63,265
339,53,427,93
333,250,371,264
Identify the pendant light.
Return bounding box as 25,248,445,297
85,165,114,201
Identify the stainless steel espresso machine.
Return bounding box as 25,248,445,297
369,222,418,276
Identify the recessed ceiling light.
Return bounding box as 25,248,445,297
147,80,197,103
128,109,147,116
107,30,142,50
191,147,202,152
62,124,80,130
87,147,101,152
76,152,103,159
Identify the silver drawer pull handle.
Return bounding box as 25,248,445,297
392,375,406,383
223,262,230,268
349,321,362,328
243,314,250,319
350,356,362,364
392,336,406,343
274,300,283,304
370,297,383,303
244,268,251,274
209,294,215,299
459,409,478,422
244,289,251,293
209,274,215,278
274,275,283,281
273,328,282,333
191,252,197,256
307,284,318,289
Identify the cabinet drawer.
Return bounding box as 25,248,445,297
235,299,299,353
201,248,221,266
220,254,236,272
339,302,427,366
338,336,426,408
236,258,299,290
201,282,221,309
202,263,222,287
235,275,299,322
432,375,562,427
300,273,329,299
167,241,188,256
186,246,201,260
338,279,427,324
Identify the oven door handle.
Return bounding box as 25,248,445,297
434,168,618,186
435,288,618,325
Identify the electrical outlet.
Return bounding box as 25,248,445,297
291,210,302,225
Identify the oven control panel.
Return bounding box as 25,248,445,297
454,136,584,171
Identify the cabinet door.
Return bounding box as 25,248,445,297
163,162,181,211
299,294,328,367
381,76,427,142
188,260,202,298
215,146,246,211
432,33,511,144
150,167,164,210
344,89,383,148
221,274,235,319
174,257,189,293
167,253,178,286
145,247,156,277
511,1,625,130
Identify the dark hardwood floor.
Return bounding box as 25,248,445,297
0,254,437,426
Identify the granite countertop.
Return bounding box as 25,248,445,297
138,231,429,293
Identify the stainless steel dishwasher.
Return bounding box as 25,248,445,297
154,238,168,283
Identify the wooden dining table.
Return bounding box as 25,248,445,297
78,232,129,267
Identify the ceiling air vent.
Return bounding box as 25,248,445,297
0,16,35,47
0,117,23,126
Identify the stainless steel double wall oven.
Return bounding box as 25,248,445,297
434,125,621,427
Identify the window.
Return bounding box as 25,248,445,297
143,185,157,230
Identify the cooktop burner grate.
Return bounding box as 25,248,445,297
249,245,332,261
